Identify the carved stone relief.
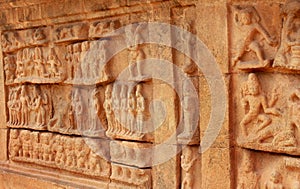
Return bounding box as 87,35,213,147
274,0,300,69
237,149,300,189
9,129,111,178
235,73,300,155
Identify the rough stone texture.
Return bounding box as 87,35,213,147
0,0,299,188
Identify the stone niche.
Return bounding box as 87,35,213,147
0,0,299,189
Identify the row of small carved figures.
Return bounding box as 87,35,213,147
4,47,63,83
4,41,109,83
9,130,109,175
1,20,120,52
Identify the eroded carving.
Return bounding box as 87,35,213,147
54,23,89,43
89,20,121,38
180,147,197,189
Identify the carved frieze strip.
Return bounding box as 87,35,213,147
6,84,108,137
9,129,111,178
110,163,152,188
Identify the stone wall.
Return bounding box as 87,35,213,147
0,0,299,188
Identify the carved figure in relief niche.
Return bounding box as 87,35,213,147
9,130,22,157
80,41,90,79
237,151,259,189
136,84,145,133
288,88,300,131
31,132,40,159
181,147,196,189
112,85,121,134
179,79,198,140
264,170,284,189
54,135,66,166
65,45,74,80
47,48,62,78
65,138,76,168
4,56,16,83
16,51,25,78
89,88,100,132
20,86,30,126
120,85,128,133
127,90,136,134
274,0,300,68
88,152,101,172
40,133,52,161
20,130,33,158
104,85,113,133
232,6,277,68
1,34,12,51
73,89,84,132
30,86,48,128
75,139,90,169
240,73,280,138
126,24,146,79
7,88,21,125
23,48,34,77
72,43,82,79
95,41,110,80
33,47,46,77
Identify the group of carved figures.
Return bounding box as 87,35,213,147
240,73,300,148
7,85,50,128
233,0,300,69
65,41,109,82
104,84,146,139
4,47,62,83
9,130,109,176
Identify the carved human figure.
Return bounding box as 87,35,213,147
21,130,32,158
80,41,90,79
33,47,46,77
126,24,146,78
179,79,198,139
113,85,121,133
72,43,82,79
8,88,21,125
4,56,16,83
73,89,84,132
104,85,113,133
30,87,48,127
23,48,33,77
16,51,25,78
20,86,30,126
31,132,40,159
181,147,196,189
136,85,145,133
240,73,280,137
233,6,277,67
75,139,90,169
95,41,110,80
288,88,300,129
89,88,100,132
127,91,136,134
9,130,22,157
65,138,76,168
274,0,300,67
264,170,284,189
65,45,74,80
47,48,62,78
54,135,66,166
40,133,52,161
120,85,128,133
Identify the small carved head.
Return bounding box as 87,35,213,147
247,73,261,96
270,170,282,183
